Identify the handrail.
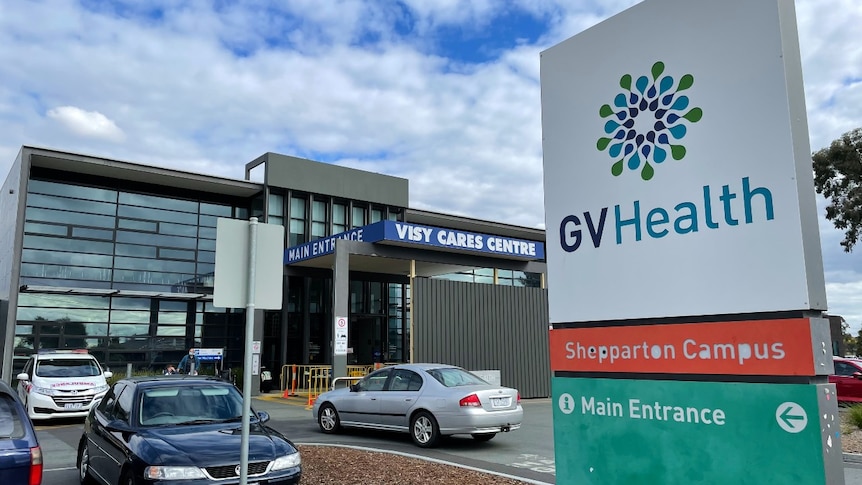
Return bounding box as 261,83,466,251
331,376,362,390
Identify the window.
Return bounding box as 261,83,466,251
389,369,422,391
835,362,861,376
0,396,25,439
351,205,366,229
289,196,307,247
371,207,384,224
333,203,347,234
426,367,489,387
311,200,327,240
98,384,122,418
357,369,390,392
115,385,134,424
268,193,284,226
35,358,102,377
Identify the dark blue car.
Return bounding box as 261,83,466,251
77,376,301,485
0,379,42,485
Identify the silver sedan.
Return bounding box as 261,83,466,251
312,363,523,447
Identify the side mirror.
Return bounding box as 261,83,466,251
853,372,862,380
104,371,113,378
256,411,270,423
349,383,359,392
16,373,29,382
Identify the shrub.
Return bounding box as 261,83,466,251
848,404,862,429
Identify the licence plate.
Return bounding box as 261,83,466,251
491,397,510,408
64,403,83,410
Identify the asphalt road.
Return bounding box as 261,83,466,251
36,394,862,484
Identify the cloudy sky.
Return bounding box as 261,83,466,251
1,1,861,332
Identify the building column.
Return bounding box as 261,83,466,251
332,241,348,380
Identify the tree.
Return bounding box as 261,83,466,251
812,127,862,252
843,319,856,356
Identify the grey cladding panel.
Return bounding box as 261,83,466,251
265,153,408,207
413,278,550,398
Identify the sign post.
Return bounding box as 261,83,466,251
214,217,284,485
540,0,841,483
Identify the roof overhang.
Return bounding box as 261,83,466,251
24,146,262,198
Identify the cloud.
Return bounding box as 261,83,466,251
1,0,862,331
46,106,125,142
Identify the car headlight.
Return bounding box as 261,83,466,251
271,452,301,471
144,466,206,480
31,386,58,396
94,384,109,393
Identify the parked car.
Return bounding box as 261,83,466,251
0,379,42,485
830,356,862,403
16,349,112,421
313,363,523,448
77,375,301,485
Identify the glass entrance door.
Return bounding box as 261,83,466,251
348,316,385,365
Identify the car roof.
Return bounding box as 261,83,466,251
32,352,99,360
117,375,232,389
386,363,461,372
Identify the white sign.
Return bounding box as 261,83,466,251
334,316,348,356
252,353,260,376
252,341,261,354
213,218,285,310
540,0,827,323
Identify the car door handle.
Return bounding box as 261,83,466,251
404,398,413,402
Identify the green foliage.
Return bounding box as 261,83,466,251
812,127,862,252
848,404,862,429
107,368,159,386
855,328,862,357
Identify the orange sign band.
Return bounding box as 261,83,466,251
549,318,823,376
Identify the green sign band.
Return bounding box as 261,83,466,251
552,377,839,484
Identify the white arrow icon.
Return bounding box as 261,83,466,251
775,402,807,433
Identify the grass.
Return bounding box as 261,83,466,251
849,404,862,430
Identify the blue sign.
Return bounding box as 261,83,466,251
284,220,544,264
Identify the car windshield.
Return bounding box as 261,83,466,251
139,385,245,426
0,395,25,439
35,358,102,377
426,367,489,387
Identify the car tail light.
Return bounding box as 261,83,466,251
517,392,521,404
30,446,43,485
459,394,482,407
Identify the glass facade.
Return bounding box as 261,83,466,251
9,160,542,382
14,178,248,372
433,268,543,287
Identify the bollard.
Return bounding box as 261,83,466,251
126,363,132,378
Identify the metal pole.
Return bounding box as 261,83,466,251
240,217,258,485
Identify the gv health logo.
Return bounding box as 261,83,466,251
597,61,703,181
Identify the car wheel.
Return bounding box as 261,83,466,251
77,440,94,485
318,403,341,433
410,411,440,448
471,433,496,442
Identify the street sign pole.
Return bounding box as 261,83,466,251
214,217,283,485
239,217,258,485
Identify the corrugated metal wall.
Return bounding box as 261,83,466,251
413,278,550,398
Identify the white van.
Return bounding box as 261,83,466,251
16,349,112,420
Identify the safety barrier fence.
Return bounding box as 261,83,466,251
279,364,375,397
